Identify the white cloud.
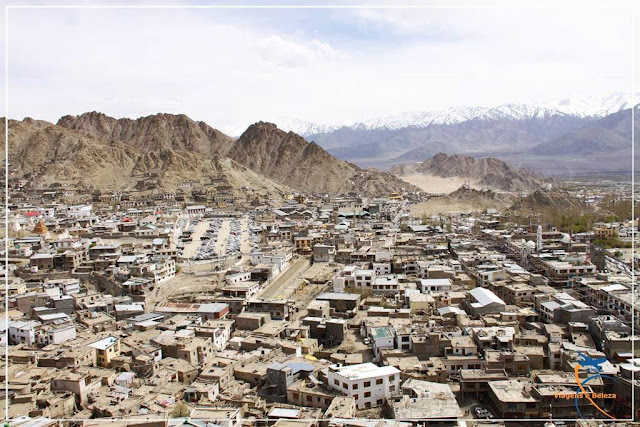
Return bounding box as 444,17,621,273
2,3,638,130
255,35,346,69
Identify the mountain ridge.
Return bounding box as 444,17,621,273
9,113,422,198
227,92,637,137
390,153,549,192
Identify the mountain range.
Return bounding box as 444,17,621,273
222,92,637,136
6,92,636,198
5,113,420,198
223,92,637,176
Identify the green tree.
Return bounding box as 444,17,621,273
171,402,190,418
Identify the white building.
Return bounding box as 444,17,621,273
419,278,452,293
226,271,251,285
354,269,376,289
369,326,396,361
9,320,40,346
372,262,392,275
331,265,358,292
327,363,401,409
371,275,400,296
45,325,77,345
250,251,289,274
464,287,506,315
186,205,206,216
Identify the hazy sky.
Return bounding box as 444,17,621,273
3,0,638,129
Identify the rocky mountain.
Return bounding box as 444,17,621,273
390,153,548,192
409,185,513,217
497,105,639,176
245,93,635,139
284,92,638,136
5,117,291,198
226,122,422,196
58,111,235,157
509,189,588,214
293,93,638,175
220,117,338,138
8,113,421,197
530,106,638,156
314,113,592,167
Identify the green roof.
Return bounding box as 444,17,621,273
370,326,394,340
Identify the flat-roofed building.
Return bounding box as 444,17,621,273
326,362,401,409
392,379,462,422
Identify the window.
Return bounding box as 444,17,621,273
353,384,358,389
377,399,383,405
376,379,383,385
343,382,348,389
334,379,340,386
526,403,536,409
364,392,371,398
364,381,371,387
389,385,395,392
307,396,313,402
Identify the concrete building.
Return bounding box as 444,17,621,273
326,363,401,409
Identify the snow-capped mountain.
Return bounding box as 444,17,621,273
220,117,339,137
542,92,638,118
334,92,639,133
219,92,637,137
270,117,339,136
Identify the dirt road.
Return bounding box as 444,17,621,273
182,220,209,259
215,220,231,257
259,257,311,299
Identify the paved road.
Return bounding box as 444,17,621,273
259,256,311,299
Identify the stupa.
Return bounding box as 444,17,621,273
33,219,49,234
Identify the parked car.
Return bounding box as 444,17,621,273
474,407,489,418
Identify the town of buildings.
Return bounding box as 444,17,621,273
2,178,639,427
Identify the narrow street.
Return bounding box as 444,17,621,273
259,256,311,299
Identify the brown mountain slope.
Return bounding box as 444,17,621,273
8,113,418,197
4,118,291,197
227,121,423,196
390,153,548,192
57,111,235,157
409,185,513,217
509,189,588,214
7,118,139,188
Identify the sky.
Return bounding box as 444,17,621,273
2,0,639,131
